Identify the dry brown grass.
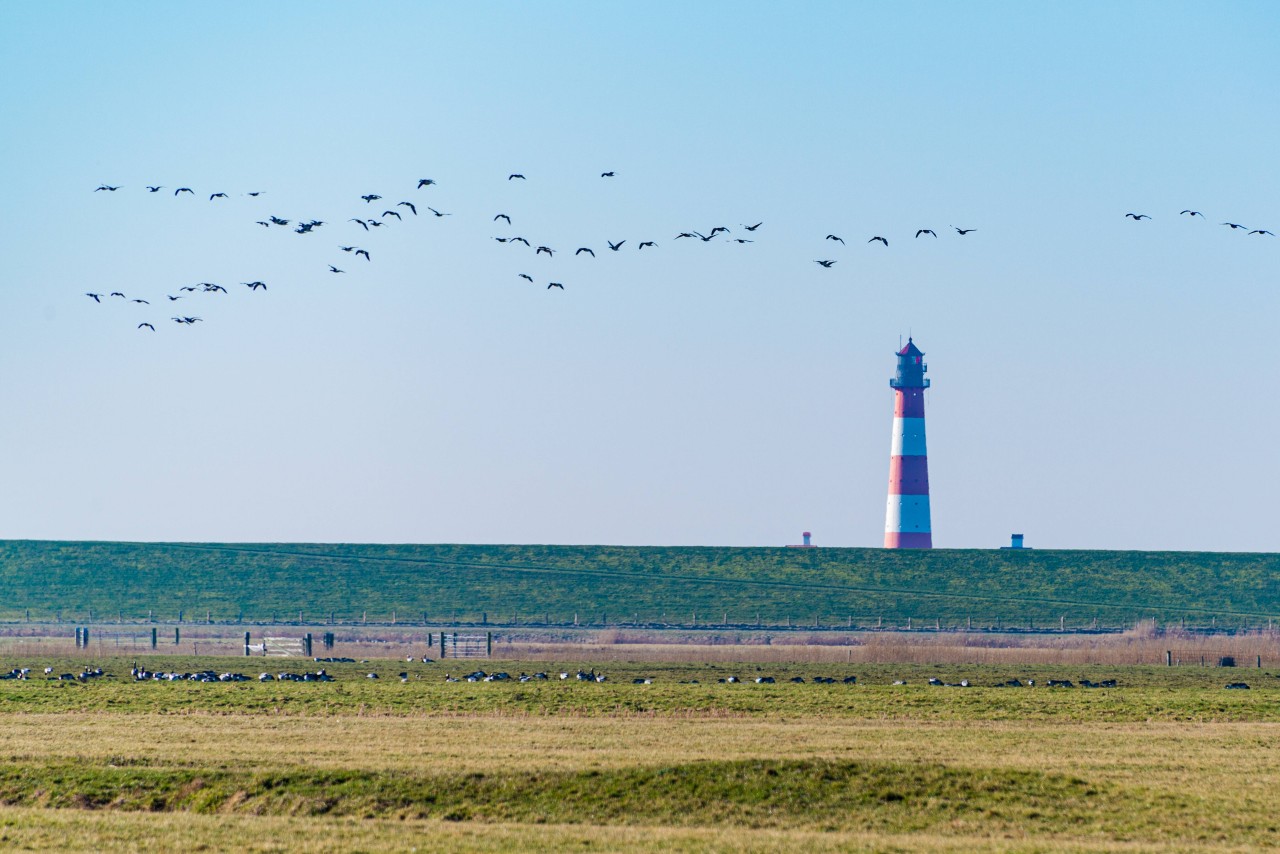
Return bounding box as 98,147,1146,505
0,807,1187,853
498,626,1280,666
0,713,1277,851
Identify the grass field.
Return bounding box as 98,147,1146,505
3,540,1280,627
1,657,1279,851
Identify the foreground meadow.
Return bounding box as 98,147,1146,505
0,658,1277,851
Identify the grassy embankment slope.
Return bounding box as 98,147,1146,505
0,540,1277,626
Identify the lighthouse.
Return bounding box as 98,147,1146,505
884,338,932,548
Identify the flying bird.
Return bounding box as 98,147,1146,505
246,191,263,197
110,292,126,298
494,214,511,224
138,323,154,331
427,208,450,217
256,221,270,227
94,185,119,192
695,232,716,242
825,234,844,244
244,281,266,290
638,241,656,249
167,295,183,301
1180,210,1203,217
146,186,163,193
510,237,530,246
328,265,344,273
1222,222,1248,230
814,260,835,268
518,274,533,282
417,178,436,188
675,232,695,239
536,246,555,256
340,245,355,252
355,249,371,260
607,240,625,251
382,210,402,220
174,187,193,195
269,216,290,225
85,293,102,302
203,284,226,293
953,227,976,235
350,218,369,230
732,238,753,243
361,194,382,203
397,201,417,215
508,174,526,180
132,299,149,304
1250,229,1275,236
868,236,888,246
708,227,729,236
547,282,564,289
209,192,228,200
575,247,595,256
915,229,937,238
744,222,763,231
1125,213,1150,220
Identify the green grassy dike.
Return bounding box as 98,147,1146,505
1,540,1279,626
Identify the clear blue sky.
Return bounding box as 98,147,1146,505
1,2,1276,550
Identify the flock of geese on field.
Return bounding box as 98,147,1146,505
86,175,1274,333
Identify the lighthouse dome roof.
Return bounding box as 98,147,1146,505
897,337,923,357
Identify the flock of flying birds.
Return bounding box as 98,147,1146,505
1124,210,1274,236
87,176,1273,332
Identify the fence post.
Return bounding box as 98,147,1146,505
487,632,492,657
151,627,157,649
244,632,251,656
440,633,447,658
175,627,180,645
303,633,313,657
1166,650,1172,667
1258,655,1263,669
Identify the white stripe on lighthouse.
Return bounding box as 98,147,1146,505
890,417,928,457
884,494,932,533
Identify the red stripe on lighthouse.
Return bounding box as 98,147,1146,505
885,531,933,548
894,388,925,418
887,455,930,494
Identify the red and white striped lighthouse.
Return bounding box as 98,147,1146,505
884,338,932,548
